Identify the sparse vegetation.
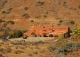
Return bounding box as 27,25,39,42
14,50,24,54
45,12,48,14
78,5,80,9
31,20,34,22
2,8,13,14
3,22,8,27
6,8,13,14
22,13,30,18
24,7,28,10
73,25,80,38
48,38,80,57
35,15,41,18
59,20,63,23
70,7,76,10
44,15,47,18
8,20,14,25
63,2,67,7
36,1,45,6
0,19,5,23
57,20,63,26
70,21,75,25
7,8,13,11
2,11,6,14
12,30,23,38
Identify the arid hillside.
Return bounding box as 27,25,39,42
0,0,80,30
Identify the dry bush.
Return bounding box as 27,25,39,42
14,50,24,54
33,51,38,54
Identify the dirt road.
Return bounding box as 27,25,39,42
8,37,54,42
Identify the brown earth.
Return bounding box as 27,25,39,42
0,0,80,30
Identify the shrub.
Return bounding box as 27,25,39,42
78,5,80,9
2,11,6,14
48,37,80,57
63,2,67,7
74,28,80,38
57,53,66,57
59,20,63,23
58,23,61,25
13,30,23,38
31,20,34,22
21,30,28,34
70,21,75,25
36,1,45,6
64,2,66,4
44,15,47,18
2,8,13,14
64,42,77,50
3,22,8,27
22,13,30,18
0,19,5,23
70,7,76,10
35,15,41,18
45,12,48,14
8,21,14,24
14,50,24,54
7,8,13,11
24,7,28,10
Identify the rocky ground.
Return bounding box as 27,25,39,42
0,37,80,57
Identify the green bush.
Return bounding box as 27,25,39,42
36,1,45,6
21,30,28,34
13,30,23,38
78,5,80,9
59,20,63,23
54,48,63,54
70,21,75,25
74,28,80,37
58,23,61,25
57,53,66,57
24,7,28,10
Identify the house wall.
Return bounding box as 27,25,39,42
23,26,70,38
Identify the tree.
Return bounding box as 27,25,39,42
13,30,23,38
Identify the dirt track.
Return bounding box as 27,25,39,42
8,37,54,42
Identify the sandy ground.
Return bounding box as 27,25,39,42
8,37,55,42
